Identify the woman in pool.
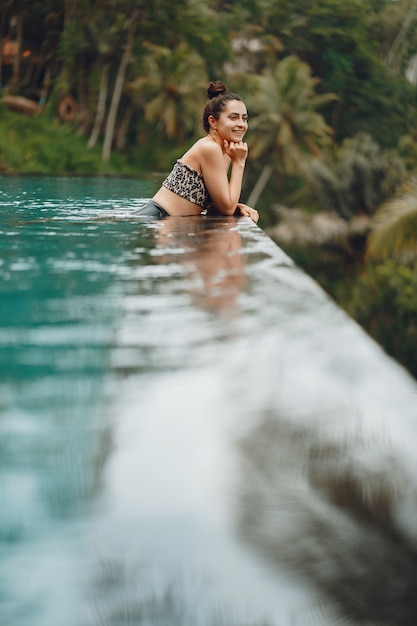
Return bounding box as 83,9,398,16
134,81,259,224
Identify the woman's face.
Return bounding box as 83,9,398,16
212,100,248,142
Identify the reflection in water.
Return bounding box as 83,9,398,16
155,215,247,316
108,214,250,379
87,554,275,626
237,411,417,625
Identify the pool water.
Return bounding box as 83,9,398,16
1,176,417,626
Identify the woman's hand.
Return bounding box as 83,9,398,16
236,203,259,223
223,140,248,165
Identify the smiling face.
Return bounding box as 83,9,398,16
209,100,248,142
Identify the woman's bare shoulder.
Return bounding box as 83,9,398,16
190,136,221,155
198,137,224,162
182,137,222,171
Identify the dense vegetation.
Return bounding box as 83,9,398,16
2,0,417,377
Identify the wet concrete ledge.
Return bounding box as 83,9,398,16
85,215,417,626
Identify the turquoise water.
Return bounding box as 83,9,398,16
2,176,417,626
0,177,157,492
0,176,157,625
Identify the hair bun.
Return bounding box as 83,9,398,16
207,80,228,99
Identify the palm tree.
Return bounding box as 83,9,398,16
82,0,142,157
366,177,417,261
246,55,336,208
129,42,208,142
306,133,406,220
86,2,120,149
102,10,138,162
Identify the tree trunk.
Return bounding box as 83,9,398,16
88,63,110,148
102,12,138,162
246,164,273,208
385,0,417,72
39,64,52,106
64,0,77,29
76,54,90,135
115,104,134,151
0,5,7,88
11,12,23,93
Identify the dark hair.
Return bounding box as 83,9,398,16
202,81,242,133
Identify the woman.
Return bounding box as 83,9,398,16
134,81,259,223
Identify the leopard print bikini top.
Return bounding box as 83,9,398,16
162,160,212,209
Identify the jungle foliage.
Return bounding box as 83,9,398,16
335,260,417,379
1,1,417,186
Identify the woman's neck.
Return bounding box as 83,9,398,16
207,131,224,151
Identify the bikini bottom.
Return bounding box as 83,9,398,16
132,200,169,219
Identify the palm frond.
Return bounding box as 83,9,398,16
367,179,417,260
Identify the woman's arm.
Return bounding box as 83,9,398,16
200,140,247,215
